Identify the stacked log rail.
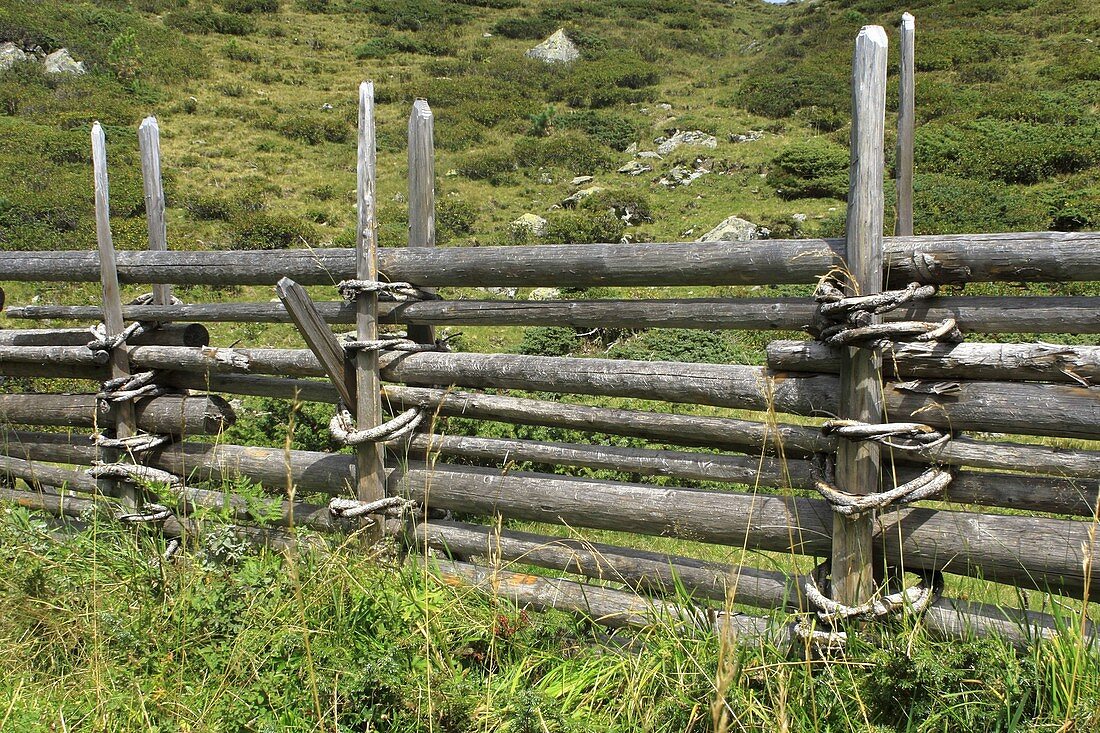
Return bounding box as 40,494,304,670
5,430,1099,605
3,345,1097,440
10,296,1100,335
0,232,1097,287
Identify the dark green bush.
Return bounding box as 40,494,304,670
492,16,557,40
768,139,849,200
276,115,350,145
912,174,1052,234
451,0,519,7
223,397,335,451
558,110,642,151
223,40,259,62
513,132,613,174
436,198,477,243
166,9,256,35
515,327,577,356
222,0,279,12
353,32,455,59
543,209,624,244
549,52,661,108
457,149,517,183
184,194,238,221
296,0,331,11
608,329,751,364
348,0,470,31
227,211,316,249
1048,186,1100,231
582,189,652,225
736,61,846,125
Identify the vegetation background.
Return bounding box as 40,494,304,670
0,0,1098,730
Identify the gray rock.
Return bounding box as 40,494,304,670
696,216,761,243
43,48,85,75
511,213,549,238
617,160,651,176
480,287,518,299
570,175,593,186
656,102,672,111
658,161,709,188
0,42,27,71
656,129,718,156
529,287,561,300
729,130,764,144
525,29,580,64
624,142,638,154
562,185,604,207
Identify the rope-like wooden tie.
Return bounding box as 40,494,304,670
810,453,952,518
89,462,182,491
328,495,420,520
336,279,440,302
342,331,458,355
329,406,424,446
814,279,963,347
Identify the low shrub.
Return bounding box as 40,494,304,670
492,16,557,40
768,139,849,200
348,0,471,31
513,132,613,174
166,9,256,35
223,40,260,62
543,209,624,244
457,149,517,183
436,198,477,243
550,52,661,108
558,110,642,152
184,194,238,221
353,32,455,59
222,0,279,12
912,174,1051,234
582,189,652,226
608,329,752,364
515,327,577,356
227,211,315,249
276,115,350,145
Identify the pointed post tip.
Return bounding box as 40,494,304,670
858,25,889,46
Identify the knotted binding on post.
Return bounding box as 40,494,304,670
329,405,424,446
810,453,953,518
813,279,963,347
821,419,950,452
328,495,420,520
97,371,171,403
794,561,944,650
336,279,440,302
86,320,147,352
342,330,458,355
89,462,183,492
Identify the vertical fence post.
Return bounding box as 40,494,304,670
406,98,436,345
91,122,139,509
832,26,889,607
138,116,172,308
356,81,386,541
895,13,915,236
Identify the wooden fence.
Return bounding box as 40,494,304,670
0,17,1097,650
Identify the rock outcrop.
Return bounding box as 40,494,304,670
526,29,580,64
696,216,761,242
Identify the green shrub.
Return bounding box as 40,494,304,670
736,61,846,125
492,16,557,40
296,0,331,10
543,209,624,244
184,194,238,221
515,327,577,356
166,9,256,35
550,52,660,108
353,32,455,59
457,149,517,183
558,110,642,151
223,397,334,451
222,0,279,12
223,40,259,62
227,211,316,249
768,139,849,200
513,132,613,174
912,174,1051,234
1048,186,1100,231
348,0,470,31
276,115,350,145
582,189,652,225
608,329,753,364
436,198,477,243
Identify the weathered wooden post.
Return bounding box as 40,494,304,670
832,26,889,607
895,13,915,236
406,99,436,345
354,81,387,541
91,121,139,509
138,116,172,308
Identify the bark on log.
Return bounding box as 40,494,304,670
0,345,109,367
769,340,1100,385
5,432,1097,601
0,393,234,435
11,296,1100,335
1,232,1098,287
0,324,208,347
106,346,1100,440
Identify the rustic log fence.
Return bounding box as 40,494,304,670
0,17,1097,650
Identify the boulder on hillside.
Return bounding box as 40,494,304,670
511,213,549,238
656,129,718,156
0,42,27,71
696,216,761,242
44,48,85,75
526,29,580,64
561,185,603,207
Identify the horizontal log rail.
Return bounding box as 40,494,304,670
769,340,1100,385
5,431,1098,601
0,393,234,435
9,296,1100,335
0,324,209,347
0,232,1097,287
4,344,1096,440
